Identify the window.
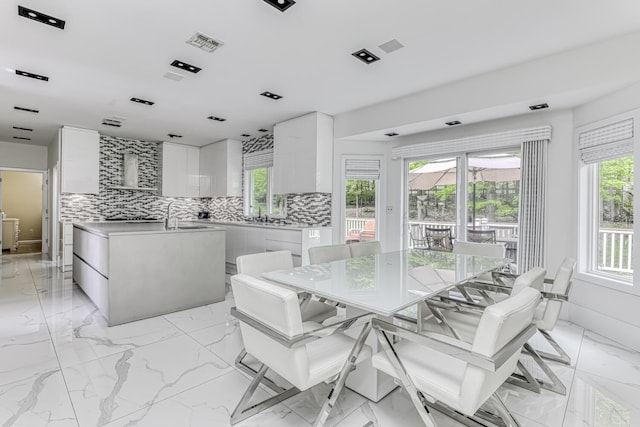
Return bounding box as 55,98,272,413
243,149,285,218
244,167,286,218
343,157,382,243
579,116,634,283
587,156,634,279
406,151,520,257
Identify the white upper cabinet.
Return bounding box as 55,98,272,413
199,139,242,197
273,112,333,194
60,126,100,194
160,142,200,197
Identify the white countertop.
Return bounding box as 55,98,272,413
198,220,331,230
74,221,224,237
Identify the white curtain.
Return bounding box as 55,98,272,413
345,159,381,180
517,139,548,272
579,118,633,164
243,149,273,170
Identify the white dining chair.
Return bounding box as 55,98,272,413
532,257,576,365
348,240,382,258
372,287,541,427
230,274,372,425
427,266,568,395
308,243,352,264
235,251,338,392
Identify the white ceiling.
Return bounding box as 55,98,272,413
2,0,640,147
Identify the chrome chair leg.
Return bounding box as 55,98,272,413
230,363,300,425
234,349,286,393
521,343,567,395
487,393,521,427
313,321,374,427
506,360,541,394
536,329,571,365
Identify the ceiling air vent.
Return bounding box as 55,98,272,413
186,32,224,53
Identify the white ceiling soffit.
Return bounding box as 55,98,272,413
2,0,640,146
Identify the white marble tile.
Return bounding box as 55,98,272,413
0,330,60,388
527,320,585,368
103,370,309,427
52,315,183,368
576,330,640,386
0,369,78,427
63,334,232,427
188,319,244,366
0,295,48,341
564,370,640,427
0,255,30,281
163,299,236,333
282,382,366,426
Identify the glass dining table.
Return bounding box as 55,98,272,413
262,249,508,409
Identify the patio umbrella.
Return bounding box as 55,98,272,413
409,156,520,227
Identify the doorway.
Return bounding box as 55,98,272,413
0,169,48,255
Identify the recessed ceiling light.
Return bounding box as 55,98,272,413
352,49,380,64
130,97,154,106
258,128,269,132
16,69,49,81
378,39,404,54
14,106,39,113
208,116,226,122
262,0,296,12
18,6,65,30
102,118,122,127
170,60,201,74
13,126,33,131
385,132,399,137
186,32,224,53
529,103,549,111
446,120,462,126
168,133,183,138
260,91,283,100
13,136,31,141
241,134,251,138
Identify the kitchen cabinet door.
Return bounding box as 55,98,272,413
160,142,199,197
60,126,100,194
273,112,333,194
199,139,242,197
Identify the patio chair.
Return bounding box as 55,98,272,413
372,287,541,427
229,274,372,424
467,228,497,244
424,227,454,251
410,224,429,249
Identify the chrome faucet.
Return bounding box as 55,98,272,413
166,201,178,230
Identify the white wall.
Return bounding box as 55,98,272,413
0,141,47,171
570,83,640,352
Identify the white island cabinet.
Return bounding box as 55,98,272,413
199,139,242,197
159,142,200,197
272,112,333,194
73,222,225,326
60,126,100,194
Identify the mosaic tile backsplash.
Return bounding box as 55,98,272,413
60,134,331,226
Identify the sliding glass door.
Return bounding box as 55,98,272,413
406,150,521,258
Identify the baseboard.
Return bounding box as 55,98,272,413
18,239,42,245
569,302,640,352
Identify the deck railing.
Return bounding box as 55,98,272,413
599,228,633,274
346,219,633,274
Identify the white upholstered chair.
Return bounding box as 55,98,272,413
308,243,352,264
230,274,372,425
427,266,568,395
349,240,382,258
236,250,337,323
372,287,541,427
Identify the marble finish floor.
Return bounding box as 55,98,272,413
1,253,639,427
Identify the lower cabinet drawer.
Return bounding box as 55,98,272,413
264,239,301,256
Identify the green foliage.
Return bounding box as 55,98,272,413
599,156,633,225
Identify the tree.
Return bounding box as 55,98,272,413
599,156,634,226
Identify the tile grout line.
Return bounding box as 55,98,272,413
27,253,82,427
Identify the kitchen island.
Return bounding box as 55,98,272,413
73,222,225,326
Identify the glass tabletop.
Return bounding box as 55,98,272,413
262,249,507,317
